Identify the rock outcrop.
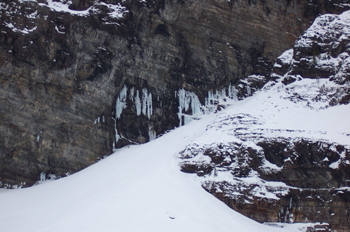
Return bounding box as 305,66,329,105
179,10,350,231
180,139,350,231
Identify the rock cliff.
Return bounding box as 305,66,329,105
179,10,350,231
1,0,350,230
1,0,349,187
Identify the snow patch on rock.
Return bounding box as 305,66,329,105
39,0,128,19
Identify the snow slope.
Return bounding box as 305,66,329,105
1,10,349,230
0,96,320,232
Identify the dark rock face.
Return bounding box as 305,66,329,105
0,0,349,187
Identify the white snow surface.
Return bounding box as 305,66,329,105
0,86,329,231
38,0,127,18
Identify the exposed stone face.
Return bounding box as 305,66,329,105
213,188,350,232
0,0,349,187
179,137,350,231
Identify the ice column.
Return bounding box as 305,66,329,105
148,125,156,141
141,88,153,119
113,86,154,146
115,85,128,119
129,87,135,101
205,85,238,107
111,117,120,147
246,85,251,96
135,90,141,116
177,89,202,126
228,84,238,101
147,92,153,119
40,172,46,182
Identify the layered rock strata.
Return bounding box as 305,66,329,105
0,0,349,186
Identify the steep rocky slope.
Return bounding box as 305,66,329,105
2,0,349,187
179,10,350,231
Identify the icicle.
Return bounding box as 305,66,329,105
177,89,202,126
207,90,214,105
112,118,119,146
228,84,232,98
289,213,294,223
177,89,186,127
147,92,153,119
148,125,156,141
221,89,226,98
115,85,128,119
48,174,56,180
115,128,120,143
36,131,42,143
40,172,46,182
190,93,201,115
140,89,153,119
135,90,141,116
129,87,135,101
142,89,148,116
178,89,186,114
246,85,251,96
228,84,238,101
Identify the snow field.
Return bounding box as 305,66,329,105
0,107,313,232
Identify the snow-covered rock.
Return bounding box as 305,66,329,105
178,10,350,230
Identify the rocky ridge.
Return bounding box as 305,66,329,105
179,10,350,231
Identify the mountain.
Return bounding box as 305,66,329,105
1,0,350,231
1,0,349,187
0,99,331,232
